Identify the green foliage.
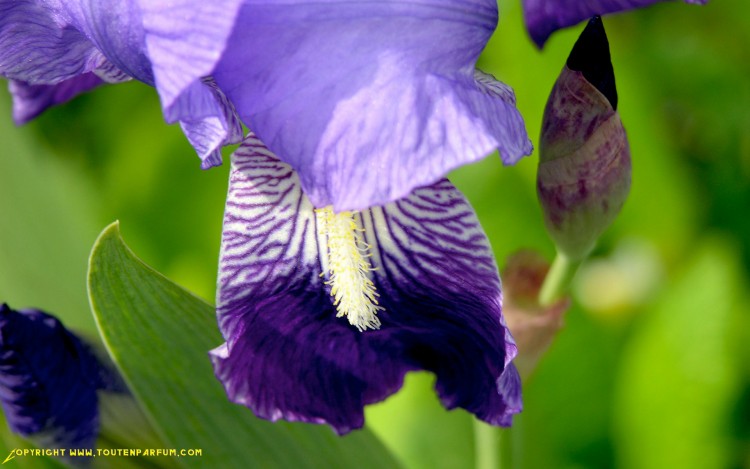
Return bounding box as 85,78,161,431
615,237,746,469
87,222,400,469
0,91,100,334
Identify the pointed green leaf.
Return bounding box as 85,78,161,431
87,222,400,469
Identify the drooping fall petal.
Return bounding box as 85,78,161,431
211,135,522,433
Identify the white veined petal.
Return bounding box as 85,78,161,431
361,180,502,296
217,133,321,316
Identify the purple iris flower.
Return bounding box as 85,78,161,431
523,0,709,48
209,134,522,434
0,303,125,451
1,0,532,210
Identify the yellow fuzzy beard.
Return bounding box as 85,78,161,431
315,206,383,331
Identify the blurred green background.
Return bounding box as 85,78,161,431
0,0,748,468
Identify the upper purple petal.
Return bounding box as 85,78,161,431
0,303,123,450
210,135,521,433
135,0,243,113
63,0,244,167
59,0,153,84
0,0,103,84
523,0,709,48
176,78,245,168
0,0,242,167
213,0,532,211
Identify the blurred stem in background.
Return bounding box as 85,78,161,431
538,253,581,307
474,422,513,469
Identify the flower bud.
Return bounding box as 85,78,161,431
0,303,117,453
537,16,631,262
0,303,161,466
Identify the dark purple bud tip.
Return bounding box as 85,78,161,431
566,16,617,110
0,303,125,451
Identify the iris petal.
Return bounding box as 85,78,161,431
176,78,244,169
360,181,521,423
63,0,154,84
0,0,100,84
9,75,103,124
0,0,243,168
213,0,532,210
136,0,244,112
3,0,531,186
523,0,709,48
211,135,521,433
65,0,244,169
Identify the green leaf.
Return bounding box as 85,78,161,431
87,222,401,469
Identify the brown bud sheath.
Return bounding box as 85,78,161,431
501,251,569,379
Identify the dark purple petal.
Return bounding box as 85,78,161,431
565,16,617,110
523,0,708,48
213,0,532,211
361,180,522,425
8,75,103,124
211,136,521,433
0,304,123,449
5,52,131,123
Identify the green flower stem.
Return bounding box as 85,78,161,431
474,421,513,469
538,252,582,307
474,420,498,469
